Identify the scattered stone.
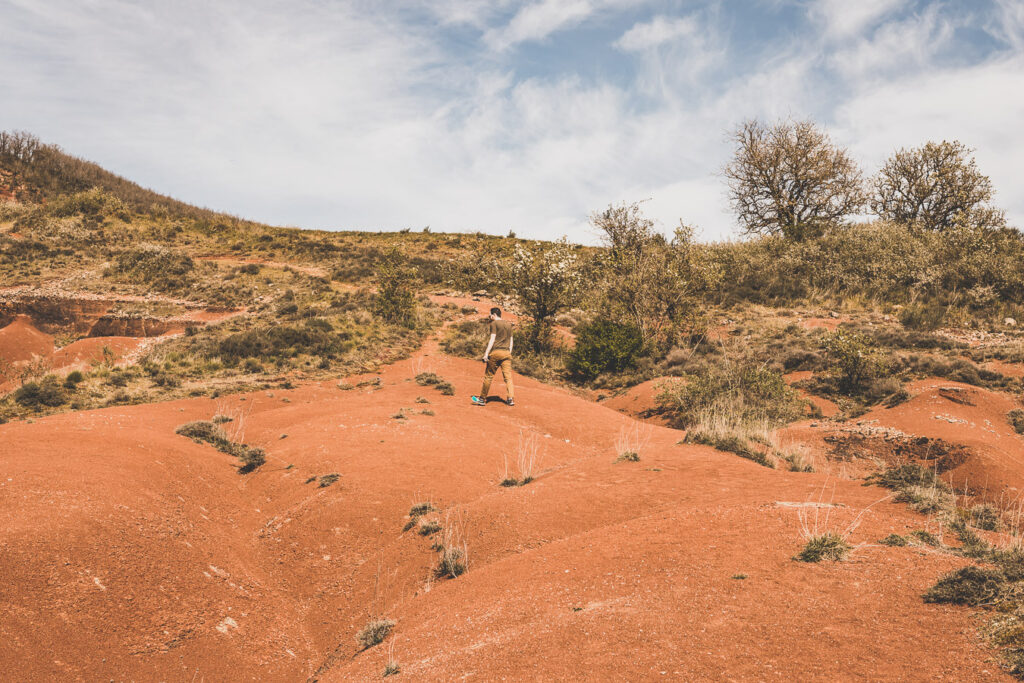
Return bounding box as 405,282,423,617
1005,317,1017,327
829,311,840,318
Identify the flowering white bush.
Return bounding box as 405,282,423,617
506,237,581,349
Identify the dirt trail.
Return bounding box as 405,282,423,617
0,314,1013,681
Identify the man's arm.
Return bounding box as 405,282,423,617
508,332,513,354
483,333,496,361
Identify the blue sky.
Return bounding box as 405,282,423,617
2,0,1023,242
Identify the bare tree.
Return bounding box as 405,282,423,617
870,140,1004,231
724,119,865,240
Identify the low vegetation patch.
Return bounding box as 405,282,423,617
418,520,441,536
686,428,774,468
880,534,908,547
13,375,71,409
414,372,455,395
174,420,266,473
356,618,395,650
499,430,540,486
108,246,195,292
921,546,1024,676
794,532,851,562
318,473,340,488
403,502,435,531
435,545,466,579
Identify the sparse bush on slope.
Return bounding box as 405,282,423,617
657,364,803,429
13,375,70,409
567,319,643,382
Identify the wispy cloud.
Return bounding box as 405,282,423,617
614,15,697,51
484,0,597,51
810,0,907,38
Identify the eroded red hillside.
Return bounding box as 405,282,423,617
0,333,1011,681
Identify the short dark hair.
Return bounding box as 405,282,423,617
490,307,501,317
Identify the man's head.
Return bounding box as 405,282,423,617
489,307,502,320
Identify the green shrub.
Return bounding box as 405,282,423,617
174,420,265,473
657,364,803,429
318,473,340,488
1009,409,1024,435
435,546,466,578
795,533,851,562
910,529,942,547
924,566,1005,606
49,188,130,221
894,485,955,515
820,329,887,392
13,375,69,408
567,319,643,381
418,520,441,536
63,370,85,387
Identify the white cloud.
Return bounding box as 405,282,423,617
989,0,1024,49
484,0,596,51
614,15,697,51
811,0,906,38
829,7,954,80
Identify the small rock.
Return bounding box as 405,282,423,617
829,311,840,318
1005,317,1017,327
473,290,488,297
280,434,288,440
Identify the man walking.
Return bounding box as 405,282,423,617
471,307,514,407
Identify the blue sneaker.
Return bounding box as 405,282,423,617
470,395,486,406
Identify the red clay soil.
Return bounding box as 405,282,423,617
984,359,1024,378
50,336,146,369
0,315,145,389
1,335,1013,680
782,380,1024,503
784,371,840,418
0,314,53,363
859,380,1024,500
601,377,674,425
